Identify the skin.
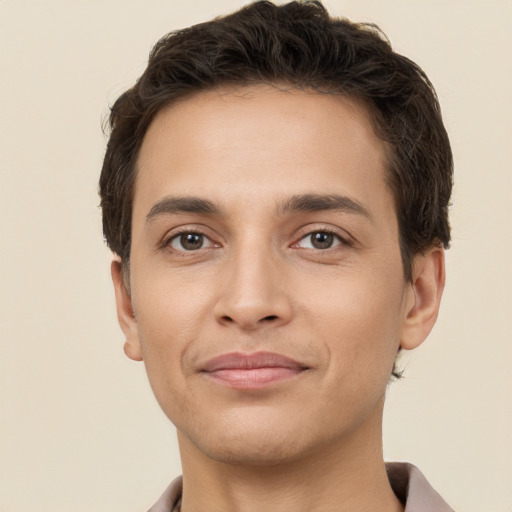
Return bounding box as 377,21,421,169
112,84,445,512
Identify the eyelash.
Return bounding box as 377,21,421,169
161,227,354,254
292,228,353,251
162,229,217,252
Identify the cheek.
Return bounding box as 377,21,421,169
305,268,405,384
309,286,403,434
132,266,211,348
130,272,212,408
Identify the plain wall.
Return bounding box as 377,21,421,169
1,1,511,511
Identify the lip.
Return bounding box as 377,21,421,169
201,351,308,390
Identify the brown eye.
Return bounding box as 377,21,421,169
296,231,343,250
170,232,211,251
311,232,335,249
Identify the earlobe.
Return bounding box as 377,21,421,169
111,260,143,362
400,247,445,351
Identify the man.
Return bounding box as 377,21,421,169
100,1,453,510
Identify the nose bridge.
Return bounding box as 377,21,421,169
214,231,292,329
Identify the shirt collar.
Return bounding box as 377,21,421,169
386,462,454,512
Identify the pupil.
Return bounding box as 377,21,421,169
181,233,203,250
312,232,333,249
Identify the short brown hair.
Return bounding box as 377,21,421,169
100,0,452,282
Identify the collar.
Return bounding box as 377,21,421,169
386,462,454,511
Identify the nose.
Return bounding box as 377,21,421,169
213,243,293,330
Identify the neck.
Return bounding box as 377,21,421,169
176,399,403,512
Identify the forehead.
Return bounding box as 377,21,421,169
134,84,391,221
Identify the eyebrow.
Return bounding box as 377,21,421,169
145,193,373,223
146,196,221,223
279,194,373,221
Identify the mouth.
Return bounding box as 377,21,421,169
201,351,309,390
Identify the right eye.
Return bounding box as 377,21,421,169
168,232,215,251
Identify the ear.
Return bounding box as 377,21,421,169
111,260,143,361
399,247,445,351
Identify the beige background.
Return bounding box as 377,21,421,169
1,1,511,511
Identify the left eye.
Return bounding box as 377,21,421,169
296,231,343,250
168,232,215,251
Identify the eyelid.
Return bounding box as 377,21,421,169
170,232,214,251
291,225,355,248
160,225,221,252
296,233,341,250
158,224,354,253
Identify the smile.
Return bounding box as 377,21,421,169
201,351,309,390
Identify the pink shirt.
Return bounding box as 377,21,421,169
148,462,454,511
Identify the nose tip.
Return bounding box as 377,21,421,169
213,259,293,330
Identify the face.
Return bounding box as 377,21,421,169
113,84,442,465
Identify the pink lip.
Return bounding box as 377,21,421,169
201,351,308,389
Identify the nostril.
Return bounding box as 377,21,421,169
217,313,282,327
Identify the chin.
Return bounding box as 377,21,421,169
194,430,305,466
177,410,337,467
